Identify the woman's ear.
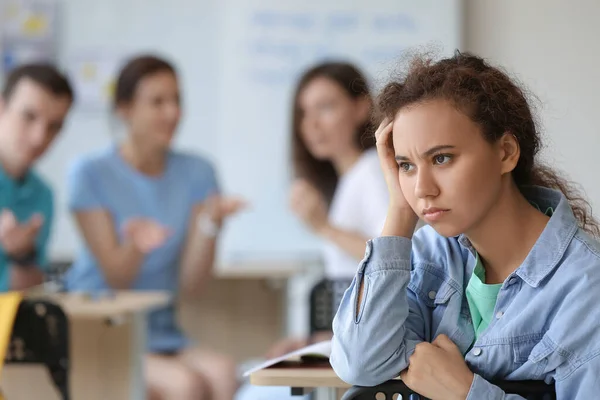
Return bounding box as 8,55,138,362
499,132,520,175
115,102,130,121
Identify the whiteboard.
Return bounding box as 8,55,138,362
36,0,463,262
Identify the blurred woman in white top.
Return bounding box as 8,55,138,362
235,61,388,400
289,61,388,280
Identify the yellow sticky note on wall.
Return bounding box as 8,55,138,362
0,292,23,379
22,15,48,36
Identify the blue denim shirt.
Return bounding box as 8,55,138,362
331,187,600,399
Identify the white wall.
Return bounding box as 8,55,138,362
34,0,462,261
19,0,600,260
465,0,600,210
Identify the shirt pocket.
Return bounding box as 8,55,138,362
409,265,459,335
527,335,569,380
409,265,457,306
510,334,556,380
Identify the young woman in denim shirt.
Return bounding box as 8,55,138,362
330,51,600,399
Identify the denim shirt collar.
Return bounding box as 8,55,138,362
458,186,579,288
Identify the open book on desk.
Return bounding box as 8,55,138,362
243,340,331,377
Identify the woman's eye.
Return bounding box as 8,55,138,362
433,154,452,165
399,162,414,172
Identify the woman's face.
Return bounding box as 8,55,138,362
121,71,181,150
298,77,368,161
392,99,519,237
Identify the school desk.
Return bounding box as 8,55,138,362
250,363,351,400
41,257,317,364
1,290,169,400
179,259,317,362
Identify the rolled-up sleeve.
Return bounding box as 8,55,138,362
330,236,428,387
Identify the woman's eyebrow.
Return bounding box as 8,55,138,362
395,145,456,161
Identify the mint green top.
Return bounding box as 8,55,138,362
466,255,502,339
466,204,554,340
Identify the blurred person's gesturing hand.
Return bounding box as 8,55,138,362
122,218,171,253
0,209,43,258
204,194,248,223
289,179,329,233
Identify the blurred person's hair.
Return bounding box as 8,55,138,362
291,62,375,205
113,54,177,109
2,63,74,102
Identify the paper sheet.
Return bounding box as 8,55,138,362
243,340,331,377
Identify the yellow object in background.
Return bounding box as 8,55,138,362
0,292,23,380
103,79,116,99
81,63,97,81
22,14,48,37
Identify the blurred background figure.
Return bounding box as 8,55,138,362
236,61,388,400
0,64,73,292
64,55,244,400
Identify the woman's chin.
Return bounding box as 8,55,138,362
428,221,465,238
309,149,333,161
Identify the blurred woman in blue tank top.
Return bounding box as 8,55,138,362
65,55,245,400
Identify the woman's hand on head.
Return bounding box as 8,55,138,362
376,118,409,209
122,218,171,253
375,118,419,237
289,179,329,233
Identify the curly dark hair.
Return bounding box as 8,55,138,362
292,62,375,205
376,50,599,236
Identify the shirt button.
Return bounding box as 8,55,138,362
473,348,482,356
508,277,517,286
496,311,504,319
428,291,437,300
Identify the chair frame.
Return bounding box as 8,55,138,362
342,379,556,399
5,299,70,400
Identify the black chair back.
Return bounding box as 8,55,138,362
342,379,556,400
5,299,70,400
309,279,352,334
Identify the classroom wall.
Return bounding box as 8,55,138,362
465,0,600,210
14,0,600,262
32,0,463,262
